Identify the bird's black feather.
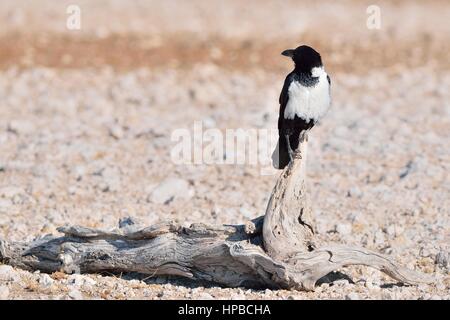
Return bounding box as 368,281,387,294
273,45,329,170
274,73,316,169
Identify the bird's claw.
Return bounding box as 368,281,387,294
288,151,294,163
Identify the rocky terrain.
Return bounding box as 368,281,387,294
0,0,449,299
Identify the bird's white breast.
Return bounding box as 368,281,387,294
284,67,331,122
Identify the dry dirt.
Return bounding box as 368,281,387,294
0,0,449,300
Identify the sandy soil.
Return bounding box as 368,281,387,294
0,0,449,300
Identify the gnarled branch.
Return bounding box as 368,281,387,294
0,136,433,290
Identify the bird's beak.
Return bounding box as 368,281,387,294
281,49,294,57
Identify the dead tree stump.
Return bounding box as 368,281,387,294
0,136,433,290
263,134,314,261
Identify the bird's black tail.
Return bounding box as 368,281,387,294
272,133,301,169
272,136,290,169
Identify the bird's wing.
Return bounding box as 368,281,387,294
278,73,294,129
279,73,293,106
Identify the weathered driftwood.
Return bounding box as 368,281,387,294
263,134,314,261
0,136,433,290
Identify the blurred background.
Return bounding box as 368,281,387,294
1,0,449,72
0,0,448,299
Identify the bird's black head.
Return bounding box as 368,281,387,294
281,45,323,73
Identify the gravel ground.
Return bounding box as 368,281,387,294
0,1,449,299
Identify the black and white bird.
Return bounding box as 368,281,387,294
273,45,331,169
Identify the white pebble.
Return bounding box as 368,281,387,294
0,265,19,282
345,292,360,300
0,285,9,300
68,289,84,300
348,186,362,198
40,274,54,287
148,177,193,204
336,223,352,236
68,274,96,287
198,292,214,300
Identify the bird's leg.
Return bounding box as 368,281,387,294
292,131,306,159
299,131,306,144
285,134,294,162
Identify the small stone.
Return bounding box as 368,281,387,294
320,283,330,289
148,177,193,204
336,223,352,236
7,120,35,135
244,220,257,235
84,277,97,287
41,223,57,234
0,186,24,199
435,250,449,268
0,265,19,282
382,292,393,300
68,274,83,287
108,124,125,140
202,117,216,128
198,292,214,300
40,274,54,287
0,199,12,212
101,167,121,192
422,293,432,300
0,285,9,300
347,187,362,198
385,224,405,237
72,166,86,181
67,186,77,195
374,230,385,245
399,160,416,179
345,292,360,300
97,181,110,192
118,216,137,228
68,289,84,300
365,280,375,289
333,279,349,286
68,274,96,287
